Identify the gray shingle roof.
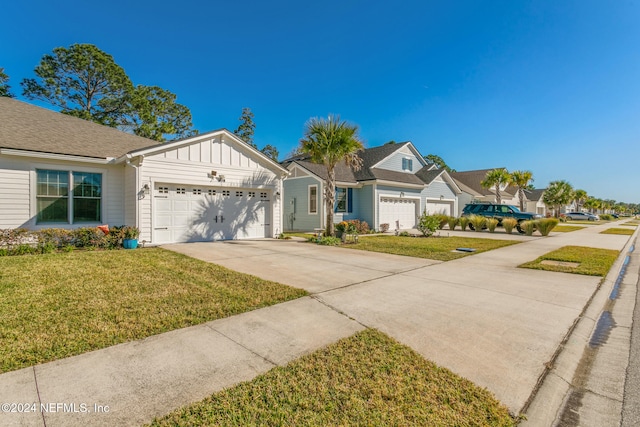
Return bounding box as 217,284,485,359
0,97,155,159
524,188,545,201
450,168,516,197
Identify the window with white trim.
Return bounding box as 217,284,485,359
335,187,352,213
308,185,318,214
402,158,413,171
36,169,102,224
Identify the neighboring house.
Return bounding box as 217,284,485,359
282,142,461,231
0,97,287,243
450,168,519,215
524,188,547,216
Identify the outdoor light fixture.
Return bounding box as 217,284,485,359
400,192,405,198
217,175,225,182
142,183,150,194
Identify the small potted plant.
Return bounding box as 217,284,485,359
335,221,348,238
122,226,140,249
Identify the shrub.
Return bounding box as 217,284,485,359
486,218,499,233
433,214,449,230
468,215,486,232
417,211,440,237
379,223,390,233
346,219,369,234
521,220,537,236
398,231,411,237
335,221,348,233
502,218,518,234
600,214,613,221
315,236,341,246
459,216,470,231
537,218,559,236
447,216,459,231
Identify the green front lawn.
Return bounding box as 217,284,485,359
553,225,586,233
150,329,515,427
345,235,519,261
0,249,306,373
600,228,635,235
519,246,619,276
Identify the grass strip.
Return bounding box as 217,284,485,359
553,225,585,232
149,329,515,426
519,245,619,276
346,235,518,261
600,228,635,235
0,248,306,373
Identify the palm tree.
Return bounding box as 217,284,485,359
481,168,511,204
573,189,587,212
299,115,364,236
510,170,534,211
543,180,574,217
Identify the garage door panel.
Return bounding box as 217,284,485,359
154,184,270,244
379,197,418,229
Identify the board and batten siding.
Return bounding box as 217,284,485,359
138,136,282,242
283,176,322,231
354,185,374,228
0,155,125,229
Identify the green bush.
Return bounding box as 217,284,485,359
417,212,440,237
447,216,459,231
398,231,411,237
468,215,486,232
433,214,449,230
536,218,559,236
502,218,518,234
315,236,341,246
459,216,470,231
521,220,537,236
486,218,499,233
600,214,613,221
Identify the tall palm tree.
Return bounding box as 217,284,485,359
510,170,534,211
573,189,587,212
299,115,364,236
543,180,574,217
481,168,511,204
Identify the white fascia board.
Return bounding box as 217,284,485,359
0,148,114,164
123,129,289,176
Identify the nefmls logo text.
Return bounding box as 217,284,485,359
41,403,89,413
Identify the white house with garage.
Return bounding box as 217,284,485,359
0,97,287,243
282,142,461,232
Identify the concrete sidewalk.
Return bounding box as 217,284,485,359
0,220,635,426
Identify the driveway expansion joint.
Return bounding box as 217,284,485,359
205,325,279,368
32,366,46,427
310,295,371,329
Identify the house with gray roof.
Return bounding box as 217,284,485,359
281,142,461,231
450,168,519,215
0,97,288,243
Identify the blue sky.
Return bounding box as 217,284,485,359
2,1,639,203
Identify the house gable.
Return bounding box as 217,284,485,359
370,142,428,174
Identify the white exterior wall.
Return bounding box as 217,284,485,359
136,134,282,243
0,154,125,229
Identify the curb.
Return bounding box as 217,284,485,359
521,226,640,425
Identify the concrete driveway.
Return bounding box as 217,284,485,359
165,227,632,414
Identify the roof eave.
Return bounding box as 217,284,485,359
1,148,115,164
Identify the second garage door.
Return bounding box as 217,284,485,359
379,197,418,230
154,184,270,244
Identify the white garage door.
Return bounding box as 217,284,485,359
154,184,270,243
379,197,418,230
426,202,452,216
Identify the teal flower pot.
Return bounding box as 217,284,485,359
123,238,138,249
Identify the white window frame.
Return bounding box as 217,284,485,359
33,166,105,225
308,184,318,215
402,157,413,171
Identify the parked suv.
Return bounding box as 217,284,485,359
461,203,543,233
